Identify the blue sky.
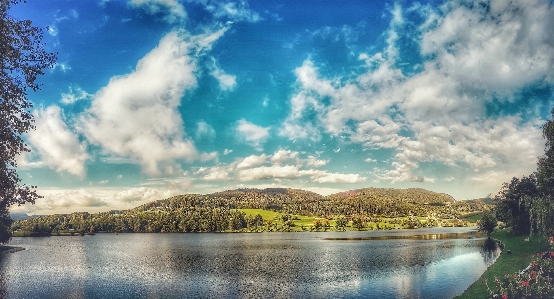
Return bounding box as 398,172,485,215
10,0,554,214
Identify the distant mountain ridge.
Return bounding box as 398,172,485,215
133,187,478,218
9,213,29,221
328,188,455,205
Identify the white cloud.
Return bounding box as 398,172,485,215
210,60,236,91
420,0,554,98
129,0,187,23
238,165,302,181
61,86,92,105
27,106,88,177
80,31,228,176
204,0,261,22
223,148,233,155
195,120,216,140
48,26,59,37
237,154,267,169
313,173,366,184
114,187,167,203
236,119,270,150
306,155,328,167
237,165,366,184
192,150,364,185
44,189,108,209
270,149,299,165
199,166,231,181
279,0,552,192
52,63,71,72
48,9,79,37
200,151,218,162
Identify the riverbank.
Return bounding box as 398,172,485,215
456,228,549,298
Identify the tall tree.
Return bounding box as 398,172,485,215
0,0,56,243
494,175,537,235
530,108,554,236
478,210,497,236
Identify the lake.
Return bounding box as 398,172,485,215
0,227,499,298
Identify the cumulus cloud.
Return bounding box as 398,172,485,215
238,165,302,181
80,30,225,176
129,0,187,23
270,149,299,165
280,0,552,189
197,166,231,181
313,173,366,184
191,150,365,184
26,106,89,177
237,166,366,184
114,187,169,203
306,155,328,167
44,189,108,209
236,119,270,150
237,154,267,169
420,0,554,98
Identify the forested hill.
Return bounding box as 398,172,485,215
131,187,473,218
328,188,455,205
11,187,492,234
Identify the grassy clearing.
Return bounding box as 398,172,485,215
462,213,483,222
456,228,549,299
240,209,475,231
239,209,284,220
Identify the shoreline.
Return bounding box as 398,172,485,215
456,228,549,298
0,246,25,254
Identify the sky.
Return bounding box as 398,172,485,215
9,0,554,215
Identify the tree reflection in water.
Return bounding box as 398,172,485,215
480,237,501,266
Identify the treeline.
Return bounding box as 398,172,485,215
11,187,492,235
494,109,554,236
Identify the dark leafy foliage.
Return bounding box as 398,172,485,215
478,210,497,236
0,0,57,243
495,176,537,235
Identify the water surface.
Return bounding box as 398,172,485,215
0,227,498,298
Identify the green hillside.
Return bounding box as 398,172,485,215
11,187,493,235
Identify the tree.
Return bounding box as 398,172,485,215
0,0,57,243
406,215,421,229
352,215,365,231
312,219,322,231
335,215,348,231
531,109,554,236
478,210,497,236
494,176,536,235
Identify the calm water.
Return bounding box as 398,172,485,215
0,227,499,299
